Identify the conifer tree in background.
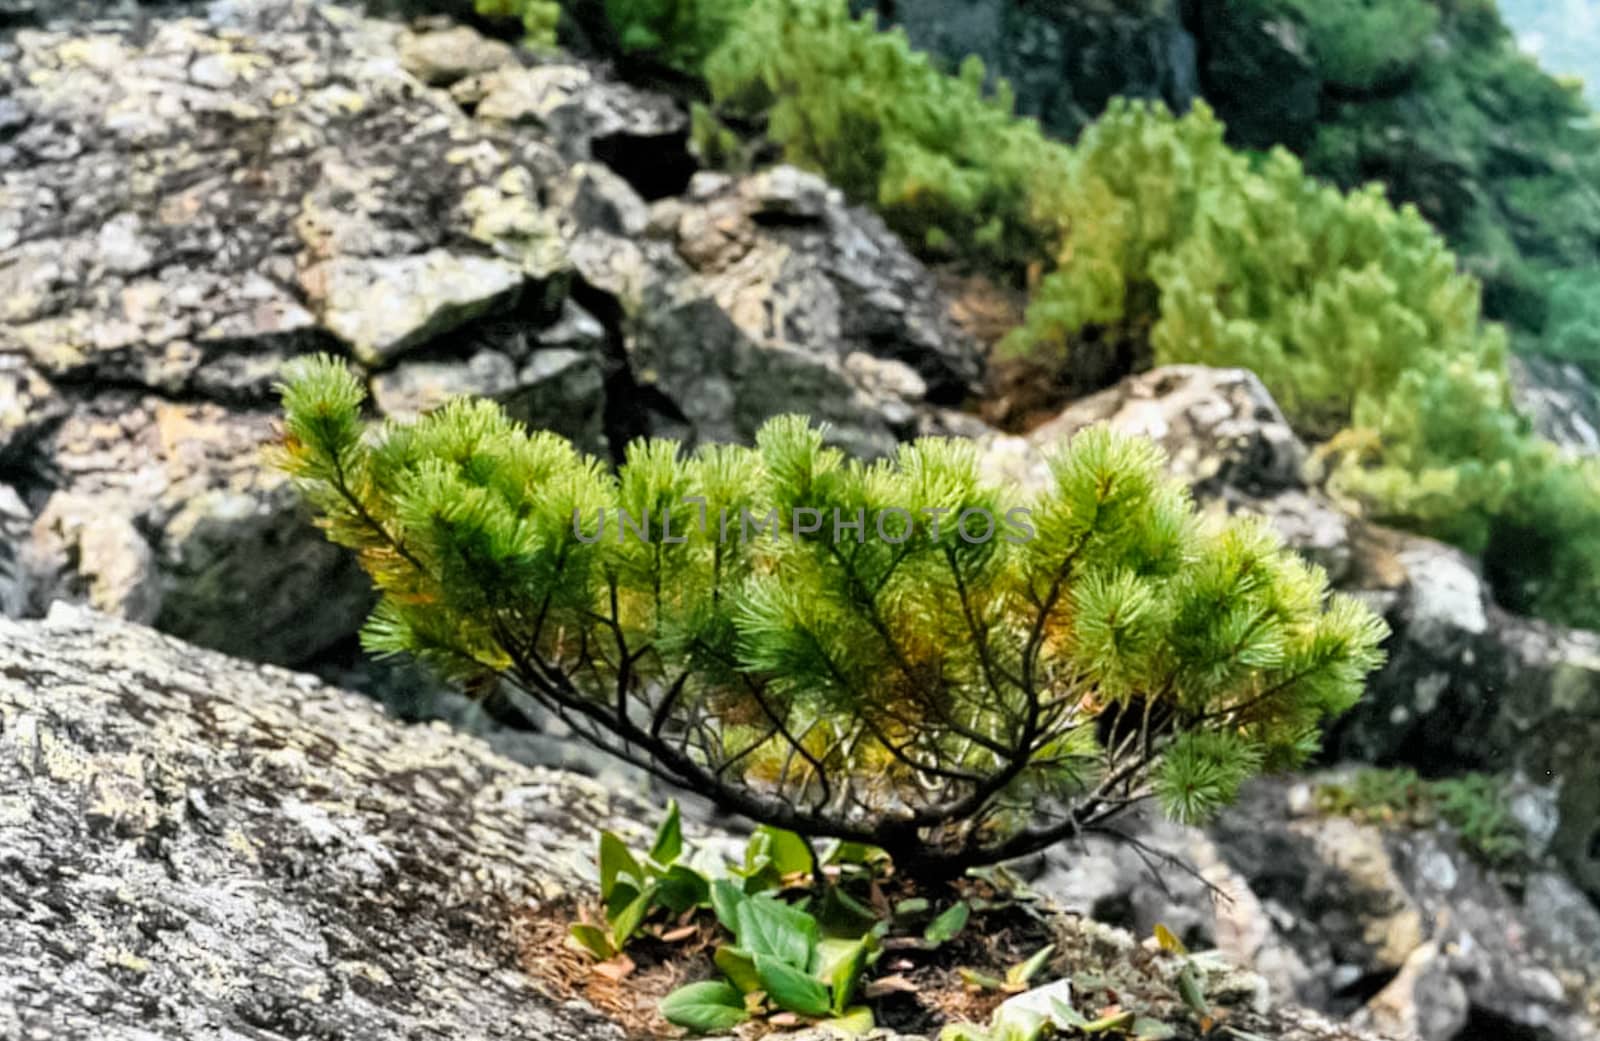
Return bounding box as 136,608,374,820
275,357,1386,878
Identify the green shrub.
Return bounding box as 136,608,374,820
275,357,1387,878
704,0,1067,268
604,0,747,70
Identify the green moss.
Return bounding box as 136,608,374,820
1316,768,1529,867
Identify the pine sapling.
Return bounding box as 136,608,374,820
274,356,1387,879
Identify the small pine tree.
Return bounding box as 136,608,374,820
275,356,1386,877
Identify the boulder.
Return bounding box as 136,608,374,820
1033,774,1600,1041
0,604,1410,1041
0,1,979,674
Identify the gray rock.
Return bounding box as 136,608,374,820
1034,774,1600,1041
1511,354,1600,456
19,397,371,666
398,24,516,86
370,349,520,421
305,251,528,366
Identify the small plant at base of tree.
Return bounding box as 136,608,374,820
274,355,1387,880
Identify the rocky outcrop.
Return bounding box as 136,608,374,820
1,604,1407,1041
0,1,979,667
1032,773,1600,1041
978,365,1600,901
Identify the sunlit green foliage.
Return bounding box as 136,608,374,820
276,357,1386,875
474,0,561,46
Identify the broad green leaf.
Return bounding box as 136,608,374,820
609,885,655,948
1006,944,1054,988
754,952,833,1017
567,923,615,960
819,1006,875,1037
659,980,749,1033
650,799,684,866
599,831,641,902
710,878,746,934
825,939,869,1013
715,945,761,993
656,864,710,914
756,825,814,876
736,895,818,969
924,901,971,946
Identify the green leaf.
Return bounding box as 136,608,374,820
1051,1000,1088,1029
754,952,833,1017
1006,944,1055,988
1082,1011,1136,1034
650,799,684,866
924,901,971,946
958,967,1006,990
826,842,885,867
819,1006,875,1037
715,945,762,993
567,923,615,960
756,825,814,876
604,879,640,923
825,939,869,1014
609,885,655,948
894,897,930,917
656,864,710,914
1133,1017,1178,1040
711,878,747,934
659,980,749,1033
817,886,881,937
599,831,641,902
1177,961,1208,1015
736,896,818,969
